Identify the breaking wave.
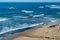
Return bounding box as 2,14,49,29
33,14,45,18
44,17,60,23
21,10,34,13
8,7,17,9
45,5,60,9
0,23,44,35
0,16,60,35
0,18,9,22
13,14,45,18
0,17,60,35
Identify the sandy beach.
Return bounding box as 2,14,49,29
3,23,60,40
0,2,60,40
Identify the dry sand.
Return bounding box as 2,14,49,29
12,23,60,40
3,23,60,40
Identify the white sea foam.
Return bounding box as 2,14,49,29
44,16,60,23
50,18,60,23
33,14,45,18
0,23,43,35
50,20,57,22
21,10,34,13
8,7,17,9
0,18,8,21
29,23,44,27
45,5,60,9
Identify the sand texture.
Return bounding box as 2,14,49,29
11,23,60,40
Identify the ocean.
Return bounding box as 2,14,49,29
0,2,60,40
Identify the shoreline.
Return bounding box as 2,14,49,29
2,22,60,40
1,22,46,40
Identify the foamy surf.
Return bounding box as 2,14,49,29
0,23,44,35
0,3,60,40
44,17,60,23
0,18,9,21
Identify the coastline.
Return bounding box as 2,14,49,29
0,2,60,40
2,22,60,40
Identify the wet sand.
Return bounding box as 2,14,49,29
3,23,60,40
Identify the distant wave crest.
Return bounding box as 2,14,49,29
21,10,34,13
45,5,60,9
33,14,45,18
8,7,17,9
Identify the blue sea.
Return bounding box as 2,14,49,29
0,2,60,40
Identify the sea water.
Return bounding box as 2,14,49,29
0,2,60,39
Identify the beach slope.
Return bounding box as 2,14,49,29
12,24,60,40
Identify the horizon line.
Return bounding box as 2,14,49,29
0,2,59,3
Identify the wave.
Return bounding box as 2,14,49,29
8,7,17,9
0,23,44,35
28,23,44,27
13,14,44,18
44,17,60,23
45,5,56,7
33,14,45,18
50,19,60,23
45,5,60,9
21,10,34,13
0,18,9,22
